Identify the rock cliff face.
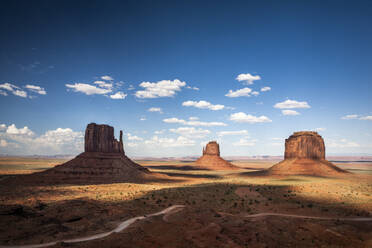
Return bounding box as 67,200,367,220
284,131,325,160
84,123,124,154
202,141,220,156
19,123,168,184
196,141,237,170
267,131,348,176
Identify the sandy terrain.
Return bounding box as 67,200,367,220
0,158,371,247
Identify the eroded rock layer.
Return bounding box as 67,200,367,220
17,123,167,184
267,131,348,176
196,141,237,170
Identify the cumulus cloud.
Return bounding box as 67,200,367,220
66,83,112,95
229,112,272,123
217,130,248,136
110,92,127,99
140,117,146,121
359,116,372,120
236,73,261,85
182,100,225,111
135,79,186,98
189,117,199,121
274,99,310,109
225,88,252,98
126,133,143,141
281,110,300,116
233,138,257,146
315,127,326,132
101,75,114,81
261,86,271,92
341,114,359,120
0,90,7,96
252,91,259,96
0,124,83,155
6,124,34,136
145,135,195,147
163,117,227,127
148,107,163,113
25,84,47,95
0,83,27,98
186,86,199,90
169,127,210,139
94,81,113,89
327,139,360,148
0,139,7,147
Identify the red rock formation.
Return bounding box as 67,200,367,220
267,131,348,176
19,123,168,184
196,141,238,170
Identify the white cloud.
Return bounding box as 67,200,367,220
0,125,83,155
101,75,114,81
229,112,272,124
140,117,146,121
261,86,271,92
327,139,360,148
341,114,359,120
281,110,300,116
315,127,326,132
169,127,210,139
217,130,248,136
0,90,7,96
127,142,139,147
186,86,199,90
135,79,186,98
0,139,7,147
128,85,135,90
189,117,199,121
145,135,195,147
225,87,252,97
360,116,372,120
0,83,27,98
148,107,163,113
252,91,259,96
233,138,257,146
0,124,6,131
94,81,113,89
274,99,310,109
182,100,225,111
126,133,143,141
236,73,261,85
6,124,34,136
25,84,47,95
154,130,165,134
110,92,127,99
66,83,112,95
163,117,227,127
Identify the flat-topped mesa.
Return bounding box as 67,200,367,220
266,131,348,176
196,141,237,170
284,131,325,160
203,141,220,156
85,123,124,155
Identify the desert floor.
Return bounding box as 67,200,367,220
0,157,371,247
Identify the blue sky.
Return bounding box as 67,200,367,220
0,0,371,156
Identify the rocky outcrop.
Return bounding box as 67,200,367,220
18,123,168,184
267,131,348,176
284,131,325,160
196,141,237,170
84,123,124,154
202,141,220,156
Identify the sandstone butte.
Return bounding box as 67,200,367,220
195,141,238,170
18,123,168,184
266,131,348,176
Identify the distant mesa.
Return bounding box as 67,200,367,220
17,123,168,184
266,131,348,176
196,141,238,170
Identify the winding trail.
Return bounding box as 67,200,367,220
1,206,371,248
0,205,185,248
245,212,372,221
